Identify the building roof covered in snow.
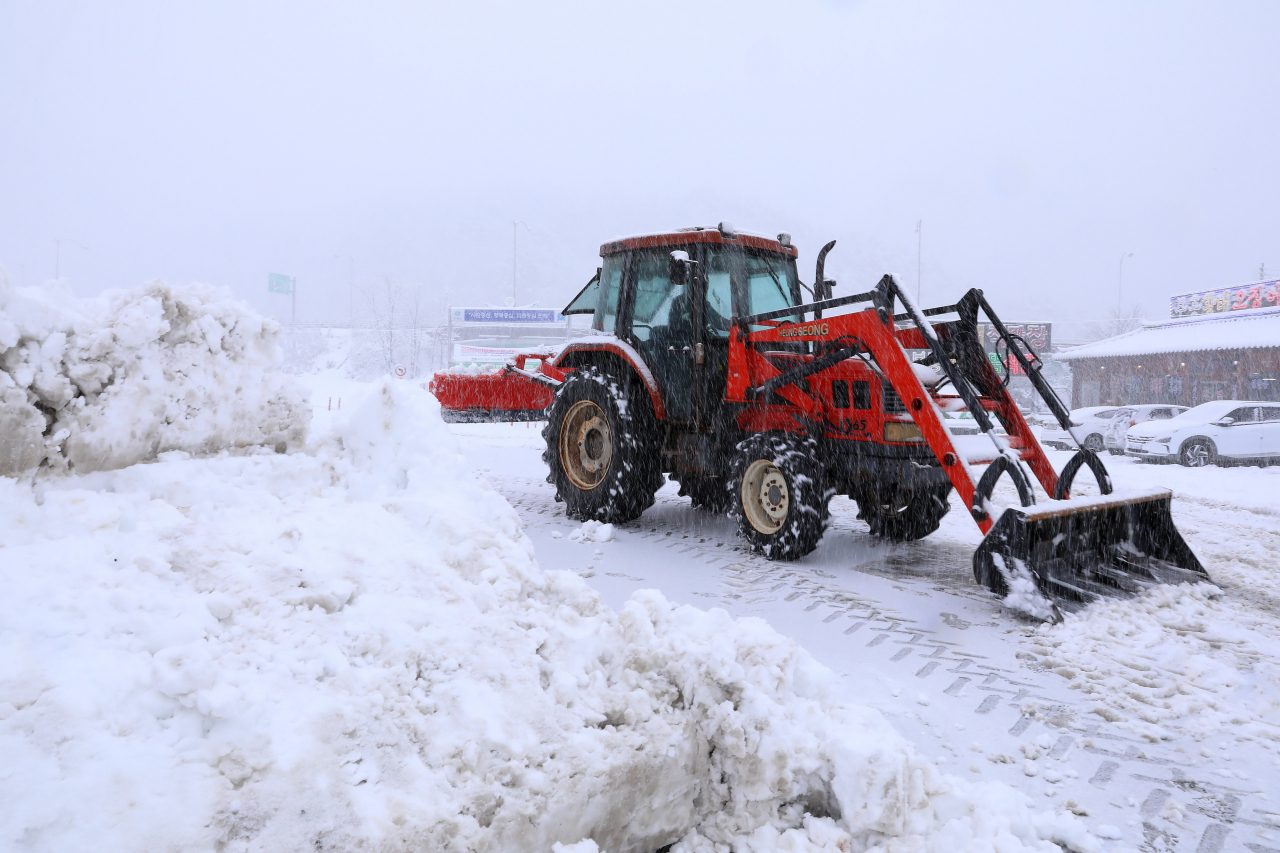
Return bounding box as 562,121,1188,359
1056,307,1280,361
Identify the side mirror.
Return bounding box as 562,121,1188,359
669,250,690,287
1216,417,1235,426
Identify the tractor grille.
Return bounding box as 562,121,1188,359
882,384,907,414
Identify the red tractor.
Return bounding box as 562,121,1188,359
430,225,1206,612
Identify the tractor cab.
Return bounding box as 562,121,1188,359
562,224,802,428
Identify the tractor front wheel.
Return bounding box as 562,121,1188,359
729,433,830,560
543,366,663,523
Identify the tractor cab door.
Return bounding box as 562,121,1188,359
627,250,700,424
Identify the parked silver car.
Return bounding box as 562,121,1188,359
1102,405,1189,455
1126,401,1280,466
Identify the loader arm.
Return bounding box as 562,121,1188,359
727,280,1037,534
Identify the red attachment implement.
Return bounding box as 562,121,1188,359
428,354,559,423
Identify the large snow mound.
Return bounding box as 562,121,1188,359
0,276,307,475
1,381,1092,852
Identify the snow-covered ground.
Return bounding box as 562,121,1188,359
5,346,1279,851
3,370,1104,853
443,417,1280,853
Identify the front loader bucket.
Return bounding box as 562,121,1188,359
973,487,1209,614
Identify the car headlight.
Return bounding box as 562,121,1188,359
1155,436,1171,443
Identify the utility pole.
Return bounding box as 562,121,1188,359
513,220,531,307
915,220,922,303
54,238,87,280
1260,263,1267,281
1117,252,1133,316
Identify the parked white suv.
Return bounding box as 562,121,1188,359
1102,405,1189,455
1037,406,1122,452
1125,401,1280,466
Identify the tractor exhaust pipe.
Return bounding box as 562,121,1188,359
813,240,836,319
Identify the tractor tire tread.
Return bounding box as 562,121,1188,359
542,365,662,523
728,432,831,561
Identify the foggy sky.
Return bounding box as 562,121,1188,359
2,1,1278,341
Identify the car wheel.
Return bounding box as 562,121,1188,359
1178,438,1216,468
1083,433,1105,453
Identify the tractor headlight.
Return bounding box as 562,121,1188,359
884,422,925,443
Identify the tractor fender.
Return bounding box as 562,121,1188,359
553,339,667,420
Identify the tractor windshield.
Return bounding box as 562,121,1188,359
745,253,799,317
704,246,800,335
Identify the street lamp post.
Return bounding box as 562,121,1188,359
1117,252,1133,316
54,238,88,280
513,221,531,307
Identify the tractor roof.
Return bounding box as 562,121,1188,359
600,227,799,259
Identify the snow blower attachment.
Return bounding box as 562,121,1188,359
429,228,1208,616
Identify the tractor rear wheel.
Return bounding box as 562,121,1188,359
543,365,663,523
674,473,731,513
729,433,830,560
856,486,951,542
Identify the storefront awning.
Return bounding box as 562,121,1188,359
1056,308,1280,361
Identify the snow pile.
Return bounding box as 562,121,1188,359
0,277,307,476
1019,584,1280,745
2,380,1091,852
569,520,616,543
994,554,1058,622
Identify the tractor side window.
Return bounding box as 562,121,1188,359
593,256,624,333
851,380,871,410
630,253,687,343
562,270,601,315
